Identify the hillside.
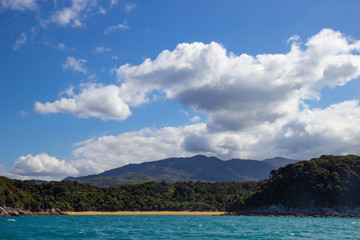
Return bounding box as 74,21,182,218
65,155,296,186
0,176,257,212
229,155,360,212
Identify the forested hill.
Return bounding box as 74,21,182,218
229,155,360,211
0,177,257,212
65,155,296,186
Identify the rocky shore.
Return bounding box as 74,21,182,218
0,206,67,217
228,205,360,218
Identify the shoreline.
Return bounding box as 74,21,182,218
67,210,360,218
2,206,360,218
66,211,226,216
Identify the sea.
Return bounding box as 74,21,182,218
1,215,359,239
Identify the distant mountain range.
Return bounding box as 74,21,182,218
65,155,298,186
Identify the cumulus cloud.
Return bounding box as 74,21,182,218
0,164,24,180
115,29,360,132
0,0,37,11
34,84,131,121
105,22,130,34
33,29,360,175
13,32,27,50
71,124,208,173
11,153,79,177
70,98,360,174
274,100,360,158
63,56,87,73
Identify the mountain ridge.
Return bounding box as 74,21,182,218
65,155,298,186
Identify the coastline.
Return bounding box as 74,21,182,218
66,211,226,216
2,205,360,218
2,208,360,217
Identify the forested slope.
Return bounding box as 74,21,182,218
229,155,360,211
0,177,257,212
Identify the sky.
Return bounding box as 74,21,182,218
1,0,360,180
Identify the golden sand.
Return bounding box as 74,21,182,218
67,211,226,216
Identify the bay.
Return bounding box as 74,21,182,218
1,215,359,239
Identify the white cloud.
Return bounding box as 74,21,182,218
70,98,360,174
105,22,130,34
95,46,111,53
58,43,66,50
33,29,360,175
46,0,97,28
13,32,27,50
274,100,360,158
72,124,207,173
52,8,79,27
0,164,26,180
125,3,136,13
110,0,118,7
88,73,96,80
19,110,28,116
115,29,360,132
98,6,106,14
63,56,87,73
34,84,131,121
190,116,200,122
11,153,79,177
0,0,37,11
287,35,300,44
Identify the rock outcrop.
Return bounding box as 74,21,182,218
0,206,67,217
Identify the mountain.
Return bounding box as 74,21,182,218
65,155,297,186
262,157,299,169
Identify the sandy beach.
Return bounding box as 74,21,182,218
67,211,226,216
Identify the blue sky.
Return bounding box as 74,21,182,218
1,0,360,180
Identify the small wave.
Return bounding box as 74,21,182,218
7,219,16,222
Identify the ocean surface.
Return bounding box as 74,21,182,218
1,215,359,239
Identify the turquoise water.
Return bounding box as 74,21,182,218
1,215,359,239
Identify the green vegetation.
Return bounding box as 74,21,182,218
0,177,257,211
2,155,360,213
229,155,360,211
77,173,156,187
